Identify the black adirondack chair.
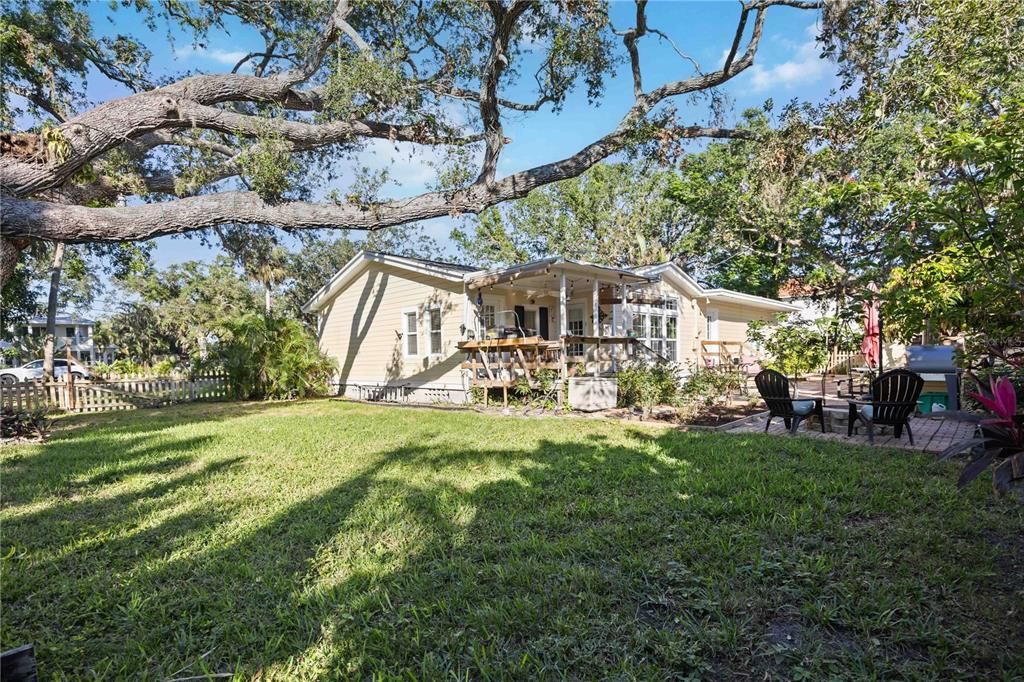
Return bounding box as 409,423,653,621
847,369,924,445
755,369,826,435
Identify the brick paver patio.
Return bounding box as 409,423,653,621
729,409,975,453
730,373,977,453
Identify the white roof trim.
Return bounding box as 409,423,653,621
301,250,465,313
635,262,799,312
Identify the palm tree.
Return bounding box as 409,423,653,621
246,246,289,315
91,320,115,362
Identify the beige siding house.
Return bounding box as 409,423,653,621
303,251,797,403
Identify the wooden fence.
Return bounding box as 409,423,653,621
827,350,866,374
0,372,229,413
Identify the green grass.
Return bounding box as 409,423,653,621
1,400,1021,679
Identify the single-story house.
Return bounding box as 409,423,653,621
302,251,798,403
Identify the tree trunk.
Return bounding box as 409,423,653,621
43,242,67,382
1,237,30,287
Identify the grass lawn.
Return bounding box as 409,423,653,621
1,400,1021,679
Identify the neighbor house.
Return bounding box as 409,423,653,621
303,251,798,403
8,313,113,364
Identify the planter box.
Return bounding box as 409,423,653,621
568,377,618,412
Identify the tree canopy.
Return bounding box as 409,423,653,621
452,162,686,268
0,0,825,286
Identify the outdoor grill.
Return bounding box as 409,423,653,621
906,345,961,411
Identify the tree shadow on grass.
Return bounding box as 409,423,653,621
1,400,308,507
1,417,1020,679
49,399,303,440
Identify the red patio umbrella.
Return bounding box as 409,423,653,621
862,284,881,370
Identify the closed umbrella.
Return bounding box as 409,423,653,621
862,284,881,370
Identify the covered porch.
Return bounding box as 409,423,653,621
457,258,662,406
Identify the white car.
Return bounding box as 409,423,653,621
0,359,92,385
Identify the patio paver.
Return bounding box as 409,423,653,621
729,409,975,453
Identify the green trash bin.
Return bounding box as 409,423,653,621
917,392,948,414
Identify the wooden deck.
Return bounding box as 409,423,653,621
457,335,643,407
729,410,974,453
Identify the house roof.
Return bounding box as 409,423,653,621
303,251,797,314
633,263,799,312
373,251,477,273
27,313,96,325
302,251,470,313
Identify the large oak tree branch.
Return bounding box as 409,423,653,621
1,126,757,242
1,0,822,284
475,0,532,186
0,0,357,197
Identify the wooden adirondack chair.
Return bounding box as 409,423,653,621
755,369,826,435
847,369,925,445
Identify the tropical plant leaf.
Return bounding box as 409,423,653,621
991,452,1024,497
957,452,994,489
967,390,1002,416
938,410,986,423
937,438,989,461
992,376,1018,417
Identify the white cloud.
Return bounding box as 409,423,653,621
173,45,250,66
748,24,831,92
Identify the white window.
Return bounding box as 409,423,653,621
632,312,647,339
427,307,442,355
706,307,719,340
665,316,678,361
403,310,418,356
629,297,679,361
479,303,496,333
523,308,538,334
567,306,585,356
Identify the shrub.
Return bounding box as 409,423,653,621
617,360,680,410
1,407,52,441
91,361,112,378
684,366,741,403
216,313,337,400
152,358,177,376
747,314,832,380
680,364,743,407
110,358,143,377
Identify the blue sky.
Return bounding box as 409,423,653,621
82,1,839,269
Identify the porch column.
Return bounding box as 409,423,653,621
559,273,568,339
591,278,600,336
618,280,626,331
462,286,472,338
558,272,568,407
620,283,630,364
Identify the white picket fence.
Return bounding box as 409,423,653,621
0,372,229,413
